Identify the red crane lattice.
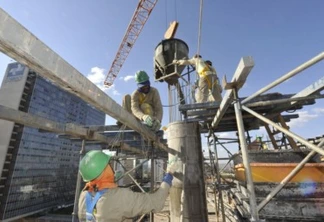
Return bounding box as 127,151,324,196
104,0,158,87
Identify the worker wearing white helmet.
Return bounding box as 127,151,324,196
78,150,179,221
119,70,163,132
173,55,222,103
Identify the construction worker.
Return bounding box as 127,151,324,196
78,150,179,222
173,55,222,103
119,70,163,132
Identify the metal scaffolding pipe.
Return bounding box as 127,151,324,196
242,105,324,156
211,133,226,221
72,140,86,222
246,94,324,108
166,122,208,221
257,139,324,212
233,90,260,221
242,52,324,104
0,8,168,153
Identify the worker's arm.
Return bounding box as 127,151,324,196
173,57,196,66
120,174,173,218
152,88,163,122
131,91,146,120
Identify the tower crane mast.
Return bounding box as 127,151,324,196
104,0,158,87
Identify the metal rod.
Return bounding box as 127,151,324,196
242,52,324,104
150,143,155,222
116,159,150,182
233,89,260,221
257,138,324,211
207,136,219,221
72,139,86,222
212,133,226,221
242,105,324,156
247,94,324,108
118,161,146,193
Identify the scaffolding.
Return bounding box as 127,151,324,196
1,7,324,222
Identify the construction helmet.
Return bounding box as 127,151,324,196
79,150,111,182
205,60,212,66
135,70,150,84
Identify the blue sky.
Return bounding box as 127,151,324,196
0,1,324,155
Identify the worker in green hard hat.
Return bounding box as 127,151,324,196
78,150,179,221
118,70,163,132
173,55,222,103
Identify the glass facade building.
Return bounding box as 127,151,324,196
0,63,105,221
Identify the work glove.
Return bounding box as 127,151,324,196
167,156,182,174
142,114,153,127
162,173,173,186
152,119,161,132
172,59,179,65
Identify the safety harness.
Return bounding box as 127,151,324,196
85,189,108,222
195,59,218,90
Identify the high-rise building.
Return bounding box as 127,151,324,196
0,63,105,221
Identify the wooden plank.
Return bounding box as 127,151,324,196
0,8,169,153
211,56,254,129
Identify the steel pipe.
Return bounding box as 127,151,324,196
242,52,324,104
242,105,324,156
233,90,260,221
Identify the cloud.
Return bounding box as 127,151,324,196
287,111,318,128
313,108,324,114
86,67,120,96
120,75,134,82
216,132,231,138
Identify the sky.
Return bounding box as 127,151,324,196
0,0,324,156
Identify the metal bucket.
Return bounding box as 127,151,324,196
154,38,189,85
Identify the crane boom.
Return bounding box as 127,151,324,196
104,0,158,87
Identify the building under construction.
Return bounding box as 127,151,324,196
0,3,324,222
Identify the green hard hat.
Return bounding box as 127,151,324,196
135,70,149,83
79,150,111,182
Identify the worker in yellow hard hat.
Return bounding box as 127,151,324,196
78,150,180,221
173,55,222,103
119,70,163,132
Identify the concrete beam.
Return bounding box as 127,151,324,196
290,76,324,105
0,8,169,153
211,56,254,129
0,104,141,154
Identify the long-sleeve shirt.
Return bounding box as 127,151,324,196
176,57,217,77
131,86,163,122
78,182,170,222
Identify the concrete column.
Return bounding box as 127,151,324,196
167,122,208,222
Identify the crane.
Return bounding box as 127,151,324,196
104,0,158,87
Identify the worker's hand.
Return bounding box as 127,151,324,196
142,114,153,127
152,119,161,132
167,156,182,174
172,59,179,65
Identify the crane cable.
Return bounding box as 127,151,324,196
197,0,204,56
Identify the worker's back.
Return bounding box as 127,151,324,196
78,184,170,222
